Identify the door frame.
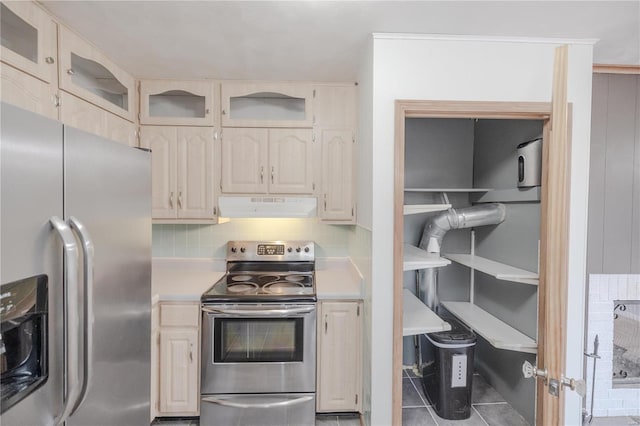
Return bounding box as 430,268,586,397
392,100,571,425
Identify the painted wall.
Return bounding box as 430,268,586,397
152,219,351,259
369,34,593,425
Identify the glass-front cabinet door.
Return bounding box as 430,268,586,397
221,82,313,128
58,26,135,122
140,80,215,126
0,2,56,83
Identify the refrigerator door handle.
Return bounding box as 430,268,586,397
68,216,95,414
50,216,82,426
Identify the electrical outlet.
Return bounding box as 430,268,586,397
451,354,467,388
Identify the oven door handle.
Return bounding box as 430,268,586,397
202,306,315,316
201,395,313,409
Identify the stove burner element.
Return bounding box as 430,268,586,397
263,281,305,294
230,275,252,282
285,275,305,282
227,282,259,294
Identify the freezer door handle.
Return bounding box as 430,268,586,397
201,395,313,409
50,217,82,426
68,216,95,414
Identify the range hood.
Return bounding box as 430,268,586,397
218,196,317,218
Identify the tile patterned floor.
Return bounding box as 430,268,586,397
402,368,529,426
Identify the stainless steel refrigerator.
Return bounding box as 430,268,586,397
0,103,152,425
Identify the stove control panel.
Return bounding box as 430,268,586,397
227,241,315,262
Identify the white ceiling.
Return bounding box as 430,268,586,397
41,1,640,82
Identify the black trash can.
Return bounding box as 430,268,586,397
421,316,476,420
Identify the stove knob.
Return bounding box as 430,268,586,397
296,247,301,253
240,247,246,253
231,247,237,253
304,247,310,253
287,247,293,253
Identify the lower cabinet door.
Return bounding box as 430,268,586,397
159,328,199,415
317,301,362,412
201,393,315,426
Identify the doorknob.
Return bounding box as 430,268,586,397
522,360,548,382
561,376,586,397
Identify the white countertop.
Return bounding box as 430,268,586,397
315,258,364,300
152,257,363,304
152,258,225,304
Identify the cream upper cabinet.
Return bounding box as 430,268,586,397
268,129,314,194
221,82,313,128
221,128,268,194
313,85,357,223
58,25,135,122
158,303,200,416
177,127,215,218
313,85,357,128
140,80,216,126
320,129,355,222
317,301,362,413
1,62,56,119
221,128,313,195
0,1,56,83
60,91,136,146
140,126,216,221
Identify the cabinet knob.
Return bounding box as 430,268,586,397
67,68,75,75
221,109,227,115
205,108,210,115
45,56,55,64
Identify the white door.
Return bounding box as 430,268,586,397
268,129,313,194
177,127,215,219
140,126,177,219
221,128,268,194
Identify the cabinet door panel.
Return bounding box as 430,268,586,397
140,126,177,219
177,127,214,218
159,328,199,414
221,82,313,128
313,85,356,128
221,128,268,193
320,129,354,221
140,80,215,126
0,2,56,83
317,301,361,412
269,129,313,194
104,111,136,147
58,26,135,121
59,91,104,136
1,63,56,119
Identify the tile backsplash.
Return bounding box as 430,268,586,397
152,219,353,258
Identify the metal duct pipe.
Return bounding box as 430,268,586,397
417,203,506,311
419,203,507,255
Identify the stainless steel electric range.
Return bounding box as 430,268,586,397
200,241,317,426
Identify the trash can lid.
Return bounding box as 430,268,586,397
427,315,476,345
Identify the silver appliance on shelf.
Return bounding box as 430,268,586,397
200,241,317,426
0,103,152,426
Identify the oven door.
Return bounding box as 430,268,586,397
201,303,316,394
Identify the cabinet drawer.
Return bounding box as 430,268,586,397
160,303,199,327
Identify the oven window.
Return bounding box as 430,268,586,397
214,318,304,363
